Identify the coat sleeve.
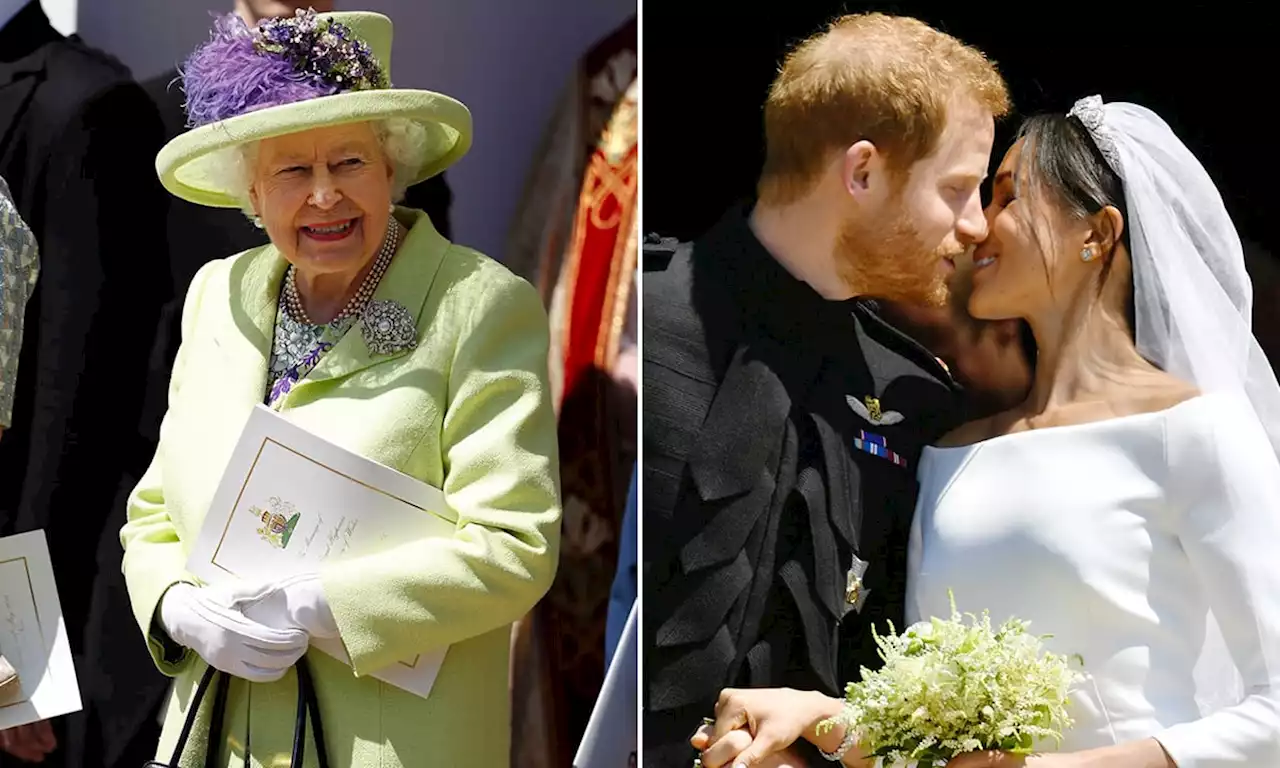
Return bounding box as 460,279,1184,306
321,273,562,675
1154,393,1280,766
118,261,215,676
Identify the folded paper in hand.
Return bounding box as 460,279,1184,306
0,530,82,728
186,405,456,699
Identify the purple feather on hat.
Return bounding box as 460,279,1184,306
179,11,385,128
180,14,337,128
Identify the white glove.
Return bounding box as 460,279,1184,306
158,582,310,682
223,573,340,640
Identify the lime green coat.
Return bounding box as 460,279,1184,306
120,209,562,767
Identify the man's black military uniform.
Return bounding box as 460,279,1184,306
642,204,966,766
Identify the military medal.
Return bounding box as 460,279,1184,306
852,429,908,468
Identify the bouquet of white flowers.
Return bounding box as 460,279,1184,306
819,594,1083,767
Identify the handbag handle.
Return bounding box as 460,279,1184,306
143,658,327,768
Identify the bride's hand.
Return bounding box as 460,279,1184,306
690,687,848,767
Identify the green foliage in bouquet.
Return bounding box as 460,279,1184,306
818,593,1083,767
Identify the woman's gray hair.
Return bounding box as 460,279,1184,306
208,117,430,220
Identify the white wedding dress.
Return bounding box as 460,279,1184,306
906,393,1280,766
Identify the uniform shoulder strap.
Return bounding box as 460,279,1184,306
641,232,687,272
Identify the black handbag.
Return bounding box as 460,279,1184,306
143,658,330,768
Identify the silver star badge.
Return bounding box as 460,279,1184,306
845,554,871,613
361,299,418,356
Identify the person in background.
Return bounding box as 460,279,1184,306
0,175,38,761
0,2,170,766
504,19,637,767
0,176,37,446
875,253,1036,422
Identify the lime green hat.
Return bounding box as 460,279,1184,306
155,9,471,208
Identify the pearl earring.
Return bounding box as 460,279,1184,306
252,215,264,229
1080,247,1095,262
388,203,395,213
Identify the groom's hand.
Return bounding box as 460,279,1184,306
693,729,806,768
691,687,848,767
877,253,1033,418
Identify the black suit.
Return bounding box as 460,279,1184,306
641,207,965,766
0,3,169,767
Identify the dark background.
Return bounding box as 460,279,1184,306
642,2,1275,256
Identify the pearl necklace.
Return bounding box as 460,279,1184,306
283,219,403,326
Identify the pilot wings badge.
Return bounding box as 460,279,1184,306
846,395,904,426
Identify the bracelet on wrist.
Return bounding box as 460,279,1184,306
817,703,858,762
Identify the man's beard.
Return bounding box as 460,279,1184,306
835,207,960,308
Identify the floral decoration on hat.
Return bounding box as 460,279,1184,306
181,8,388,128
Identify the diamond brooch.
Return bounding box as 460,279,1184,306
360,299,418,356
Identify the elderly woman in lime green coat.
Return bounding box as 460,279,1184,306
119,11,560,768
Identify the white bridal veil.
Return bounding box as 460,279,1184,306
1067,95,1277,712
1068,95,1280,453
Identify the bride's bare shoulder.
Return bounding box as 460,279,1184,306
933,373,1200,448
1128,370,1202,415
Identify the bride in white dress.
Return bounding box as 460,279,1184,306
691,96,1280,768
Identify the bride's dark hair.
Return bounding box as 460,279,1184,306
1014,110,1137,333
